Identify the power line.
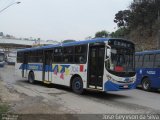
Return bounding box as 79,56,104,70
0,1,20,14
0,0,11,8
0,0,15,11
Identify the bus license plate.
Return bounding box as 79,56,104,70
123,85,128,88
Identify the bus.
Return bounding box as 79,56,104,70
135,50,160,91
0,52,5,67
15,38,136,94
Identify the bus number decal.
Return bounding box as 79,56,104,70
71,66,79,73
71,65,84,73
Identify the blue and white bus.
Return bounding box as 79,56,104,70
135,50,160,91
0,52,5,67
15,38,136,94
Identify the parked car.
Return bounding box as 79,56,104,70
0,52,5,67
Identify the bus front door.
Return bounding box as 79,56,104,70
88,44,105,89
43,51,52,83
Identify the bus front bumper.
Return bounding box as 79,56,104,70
104,80,136,92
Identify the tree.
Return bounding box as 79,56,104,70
62,40,76,43
110,28,129,38
114,10,131,28
114,0,160,30
129,1,158,29
95,30,109,38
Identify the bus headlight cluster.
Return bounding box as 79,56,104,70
106,75,117,83
130,78,135,82
124,78,135,83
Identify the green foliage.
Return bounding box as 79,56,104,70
95,30,109,38
129,1,159,29
114,10,131,28
0,104,8,114
62,40,76,43
114,0,160,31
110,28,129,38
113,0,160,51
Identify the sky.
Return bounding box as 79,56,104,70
0,0,132,41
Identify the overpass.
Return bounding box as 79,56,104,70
0,38,59,51
0,38,33,49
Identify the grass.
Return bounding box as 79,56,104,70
0,103,9,120
0,103,8,113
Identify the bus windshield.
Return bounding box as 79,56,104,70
105,47,134,73
111,48,134,72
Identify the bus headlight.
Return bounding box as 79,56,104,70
130,78,135,82
106,75,117,82
125,78,135,83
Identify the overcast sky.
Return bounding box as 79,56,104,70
0,0,132,41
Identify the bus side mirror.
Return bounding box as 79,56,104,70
107,48,111,58
106,45,111,60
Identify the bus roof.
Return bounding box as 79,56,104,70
18,38,131,52
136,50,160,55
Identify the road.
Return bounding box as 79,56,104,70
0,65,160,115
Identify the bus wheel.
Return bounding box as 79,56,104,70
71,77,84,94
28,72,35,84
142,78,151,91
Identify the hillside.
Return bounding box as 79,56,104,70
113,0,160,51
129,20,160,51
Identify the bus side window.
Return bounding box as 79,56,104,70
136,55,143,68
143,54,154,68
63,47,74,63
75,45,87,64
17,52,24,63
135,55,139,68
37,50,43,63
75,55,85,64
143,55,149,68
53,47,62,63
27,50,43,63
149,54,155,68
155,54,160,68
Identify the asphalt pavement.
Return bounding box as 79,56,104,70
0,65,160,114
